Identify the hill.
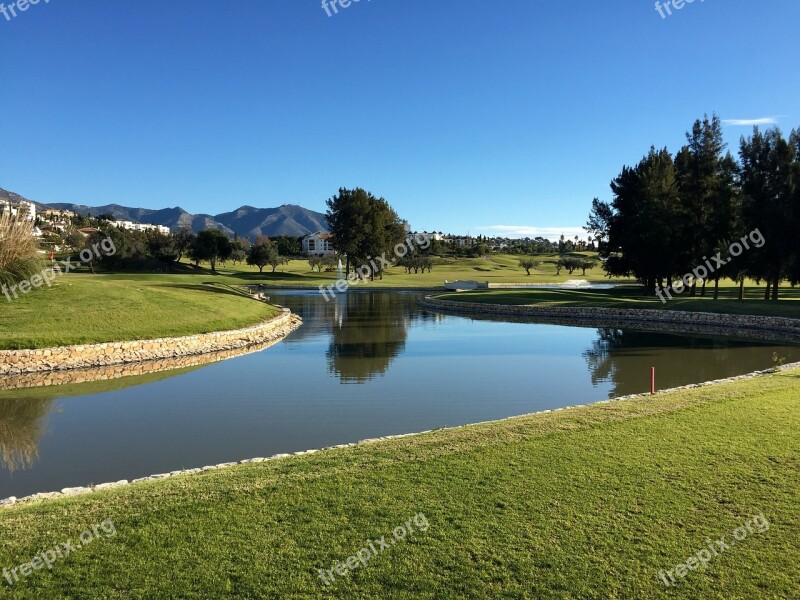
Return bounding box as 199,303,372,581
0,187,328,239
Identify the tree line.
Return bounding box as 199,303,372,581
586,115,800,300
48,217,306,273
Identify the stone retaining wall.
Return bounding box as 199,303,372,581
0,332,299,391
419,297,800,343
0,310,302,376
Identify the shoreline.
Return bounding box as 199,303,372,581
4,358,798,510
419,296,800,344
0,309,301,377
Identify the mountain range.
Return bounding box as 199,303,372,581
1,187,329,240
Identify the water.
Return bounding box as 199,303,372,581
1,290,797,498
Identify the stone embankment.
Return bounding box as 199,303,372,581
0,334,296,391
0,309,302,377
418,297,800,343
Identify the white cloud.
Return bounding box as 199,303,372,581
475,225,586,241
722,117,781,126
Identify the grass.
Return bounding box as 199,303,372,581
197,252,623,288
436,287,800,319
3,253,799,349
0,370,798,598
0,270,281,349
1,252,612,349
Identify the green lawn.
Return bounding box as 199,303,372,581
3,254,799,349
1,370,798,598
436,287,800,319
0,253,614,349
0,271,280,349
200,252,625,288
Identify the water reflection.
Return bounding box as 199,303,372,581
583,327,794,397
2,290,798,498
0,397,54,473
326,293,415,383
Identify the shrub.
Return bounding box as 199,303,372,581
0,211,43,287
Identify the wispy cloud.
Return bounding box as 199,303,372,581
722,117,782,127
475,225,586,241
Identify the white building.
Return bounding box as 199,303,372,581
407,231,443,245
114,220,170,235
0,199,36,222
301,232,336,256
444,235,474,247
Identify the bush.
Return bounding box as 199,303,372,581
0,212,43,287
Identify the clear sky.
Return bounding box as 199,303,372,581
1,0,798,238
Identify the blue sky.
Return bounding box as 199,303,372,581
1,0,798,238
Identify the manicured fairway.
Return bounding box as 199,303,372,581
195,252,620,288
1,369,798,598
438,287,800,319
0,272,280,349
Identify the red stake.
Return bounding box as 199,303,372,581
650,367,656,395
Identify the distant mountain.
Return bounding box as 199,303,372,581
0,187,329,239
0,187,36,206
213,205,330,239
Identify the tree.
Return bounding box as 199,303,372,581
789,129,800,289
247,237,277,273
587,116,800,301
519,257,539,276
90,225,146,271
146,231,180,271
308,256,322,273
675,114,734,297
739,127,797,300
64,228,85,252
472,242,489,257
588,147,681,295
326,188,371,278
320,255,339,272
231,247,247,265
579,259,597,276
326,188,405,280
268,253,288,273
189,229,233,272
173,228,195,262
273,236,301,257
560,256,582,275
230,236,248,265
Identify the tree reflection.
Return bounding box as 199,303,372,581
326,292,415,383
0,397,54,473
583,327,799,397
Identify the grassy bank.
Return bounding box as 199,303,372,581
194,252,622,288
1,370,798,598
0,273,280,349
436,287,800,319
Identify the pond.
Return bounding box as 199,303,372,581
2,290,798,499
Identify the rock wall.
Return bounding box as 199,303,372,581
419,297,800,343
0,331,299,391
0,310,302,376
